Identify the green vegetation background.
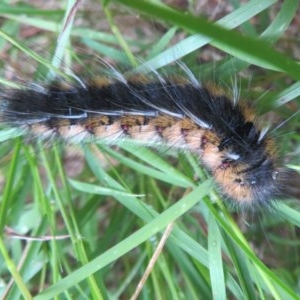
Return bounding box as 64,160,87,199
0,0,300,299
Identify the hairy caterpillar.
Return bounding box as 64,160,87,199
0,65,296,208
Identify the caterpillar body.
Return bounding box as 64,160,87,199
0,68,295,207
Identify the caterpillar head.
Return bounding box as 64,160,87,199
211,136,299,207
201,117,297,206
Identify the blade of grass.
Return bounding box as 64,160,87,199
0,237,33,299
208,214,226,300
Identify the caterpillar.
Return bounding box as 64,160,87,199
0,65,297,208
